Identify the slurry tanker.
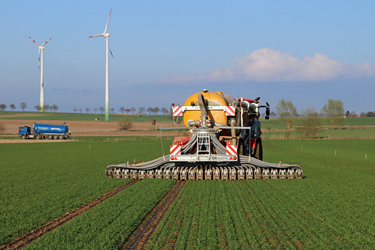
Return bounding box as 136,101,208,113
106,90,303,180
18,123,71,139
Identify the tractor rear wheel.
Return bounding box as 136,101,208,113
251,138,263,160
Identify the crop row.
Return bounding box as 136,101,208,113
146,140,375,249
264,140,375,248
0,139,171,245
25,179,175,249
146,180,367,249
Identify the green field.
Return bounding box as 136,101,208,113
0,138,173,245
147,140,375,249
26,179,175,250
1,138,375,249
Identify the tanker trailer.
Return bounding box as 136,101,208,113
106,90,302,180
18,123,71,139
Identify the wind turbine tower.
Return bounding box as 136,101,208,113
29,36,52,112
89,9,113,122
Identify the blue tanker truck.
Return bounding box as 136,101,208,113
18,123,71,139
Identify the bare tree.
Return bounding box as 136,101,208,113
20,102,27,112
125,108,131,115
44,105,50,112
51,104,59,113
10,104,16,111
138,107,145,115
35,105,41,112
154,107,160,115
79,108,83,113
322,99,345,129
86,108,90,113
94,108,98,113
161,107,168,115
110,107,115,113
296,107,322,139
130,107,136,115
119,107,125,114
275,99,298,130
0,104,6,111
73,107,77,112
147,107,153,115
99,107,105,114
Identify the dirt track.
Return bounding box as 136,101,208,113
121,181,185,250
0,118,185,142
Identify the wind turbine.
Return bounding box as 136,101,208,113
89,9,113,122
28,36,52,112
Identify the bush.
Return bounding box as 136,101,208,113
0,123,5,134
119,117,132,131
296,107,322,139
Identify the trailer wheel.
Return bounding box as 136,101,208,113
21,134,26,139
48,135,53,139
59,135,63,139
251,138,263,160
36,134,40,139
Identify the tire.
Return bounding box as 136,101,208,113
48,135,53,139
59,135,63,139
21,134,26,139
251,138,263,160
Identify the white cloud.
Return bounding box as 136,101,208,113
159,48,375,83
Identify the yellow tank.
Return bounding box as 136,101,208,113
183,91,229,127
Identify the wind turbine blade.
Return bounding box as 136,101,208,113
109,43,114,58
89,33,103,38
104,8,112,33
41,37,52,47
28,36,39,47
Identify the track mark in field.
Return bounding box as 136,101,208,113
0,180,139,250
121,181,186,250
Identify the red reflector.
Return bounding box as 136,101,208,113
234,156,237,160
175,157,178,160
230,157,233,160
171,156,174,160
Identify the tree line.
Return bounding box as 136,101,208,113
360,111,375,117
0,103,60,113
275,99,347,139
72,106,170,115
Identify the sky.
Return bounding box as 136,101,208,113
0,0,374,114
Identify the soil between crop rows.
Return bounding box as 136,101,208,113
121,181,186,250
0,180,139,250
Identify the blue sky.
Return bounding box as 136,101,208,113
0,1,374,114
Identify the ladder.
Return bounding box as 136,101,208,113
197,133,211,156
